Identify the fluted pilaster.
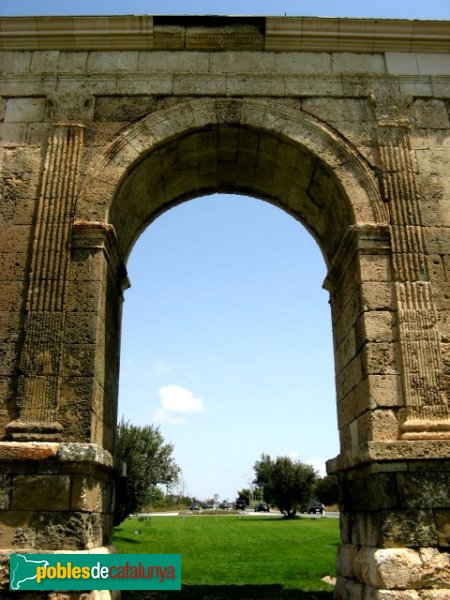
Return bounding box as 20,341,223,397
370,90,450,438
7,122,85,440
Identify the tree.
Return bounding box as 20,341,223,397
315,474,339,506
253,453,317,518
236,488,251,505
114,418,181,525
253,485,264,502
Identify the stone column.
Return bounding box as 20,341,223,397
7,94,93,442
329,92,450,600
8,124,84,440
65,221,129,451
324,223,397,467
0,94,120,599
369,89,450,440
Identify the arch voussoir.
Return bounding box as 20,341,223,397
80,97,385,242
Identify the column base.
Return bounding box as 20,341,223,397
6,420,63,442
400,419,450,440
0,442,115,573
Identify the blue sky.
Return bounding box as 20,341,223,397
2,1,450,18
3,0,449,501
120,197,333,500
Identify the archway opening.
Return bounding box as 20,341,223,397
118,192,338,501
115,192,340,594
100,104,382,469
98,99,382,506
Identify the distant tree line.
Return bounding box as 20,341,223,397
113,418,338,524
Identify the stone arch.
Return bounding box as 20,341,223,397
70,95,395,459
78,97,386,264
71,96,395,464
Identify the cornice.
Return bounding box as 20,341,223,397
0,15,449,53
265,17,450,53
0,16,154,50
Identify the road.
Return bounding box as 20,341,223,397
137,510,340,518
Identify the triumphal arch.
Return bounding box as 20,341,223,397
0,13,450,599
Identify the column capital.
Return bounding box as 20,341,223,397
323,223,391,293
368,88,413,128
71,221,130,292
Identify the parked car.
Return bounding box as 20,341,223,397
254,502,269,512
218,502,229,509
189,503,200,510
235,498,247,510
306,501,324,514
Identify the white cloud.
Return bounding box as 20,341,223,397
154,384,204,425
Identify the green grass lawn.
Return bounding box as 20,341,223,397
114,515,339,599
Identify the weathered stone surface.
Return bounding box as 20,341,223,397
435,510,450,547
0,442,59,462
414,99,450,130
419,591,450,599
342,473,398,512
94,95,157,122
0,510,34,547
0,476,11,510
346,579,365,600
30,51,59,73
397,472,450,508
365,589,420,600
2,511,105,550
336,543,358,578
70,475,112,513
357,408,401,444
354,547,450,589
350,511,383,546
12,475,71,511
87,51,140,73
379,510,438,548
58,443,113,468
3,97,46,123
358,441,450,463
